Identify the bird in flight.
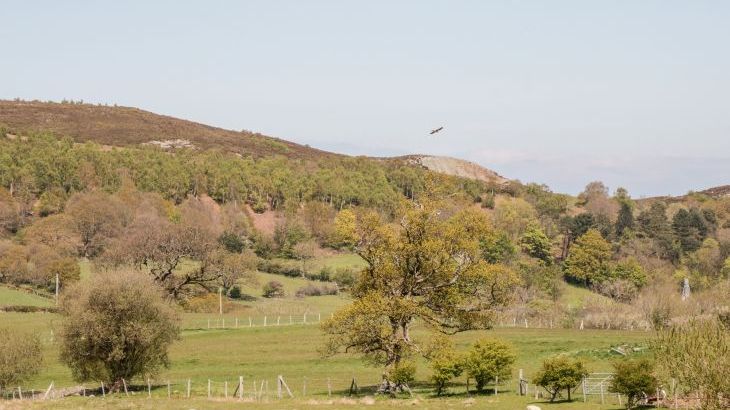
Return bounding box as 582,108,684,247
429,126,444,135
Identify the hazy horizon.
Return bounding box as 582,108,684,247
2,1,729,196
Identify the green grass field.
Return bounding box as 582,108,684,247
1,254,651,409
4,308,650,409
0,286,53,307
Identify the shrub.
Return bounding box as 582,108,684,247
533,356,588,402
388,361,416,388
331,267,358,288
0,329,43,392
59,271,180,390
262,280,285,298
430,349,464,395
295,283,338,297
609,358,658,409
654,318,730,410
462,338,515,392
228,285,242,299
218,231,246,253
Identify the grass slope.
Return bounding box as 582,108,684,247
0,286,53,307
0,100,338,160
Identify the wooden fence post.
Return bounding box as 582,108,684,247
147,378,152,398
187,379,191,398
43,382,54,400
495,376,498,395
167,381,171,398
264,316,267,327
582,378,586,402
101,381,106,398
225,381,228,398
122,378,129,396
238,376,243,399
327,378,332,397
600,381,605,405
208,379,211,398
18,386,23,400
303,377,307,397
249,317,252,327
277,316,280,326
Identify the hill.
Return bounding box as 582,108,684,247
0,100,510,185
0,100,338,160
401,154,509,185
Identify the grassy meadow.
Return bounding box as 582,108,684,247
1,255,653,409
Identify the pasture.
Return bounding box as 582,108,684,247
2,308,650,409
1,258,653,409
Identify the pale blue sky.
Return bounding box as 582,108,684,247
2,1,729,196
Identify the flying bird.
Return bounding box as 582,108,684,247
429,126,444,135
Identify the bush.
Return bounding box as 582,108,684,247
218,231,246,253
609,358,658,409
533,356,588,402
228,285,242,299
654,319,730,410
389,361,416,387
331,267,358,288
262,280,285,298
430,349,464,395
462,338,515,392
0,328,43,392
295,283,338,297
257,260,304,278
59,271,180,390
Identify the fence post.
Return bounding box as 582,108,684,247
249,317,252,327
327,378,332,397
318,313,321,322
167,381,171,398
600,381,605,404
208,379,211,398
494,376,498,395
18,387,23,400
235,317,238,328
225,381,228,398
264,316,267,327
187,379,191,398
147,378,152,398
582,378,586,402
239,376,243,399
277,316,280,326
303,313,307,324
303,377,306,397
277,376,282,399
122,378,129,396
101,381,106,398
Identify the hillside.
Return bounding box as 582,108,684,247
401,154,509,185
0,100,338,160
0,100,510,186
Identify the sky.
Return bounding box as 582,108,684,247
2,1,729,197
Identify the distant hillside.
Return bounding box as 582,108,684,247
0,100,337,160
401,155,509,185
